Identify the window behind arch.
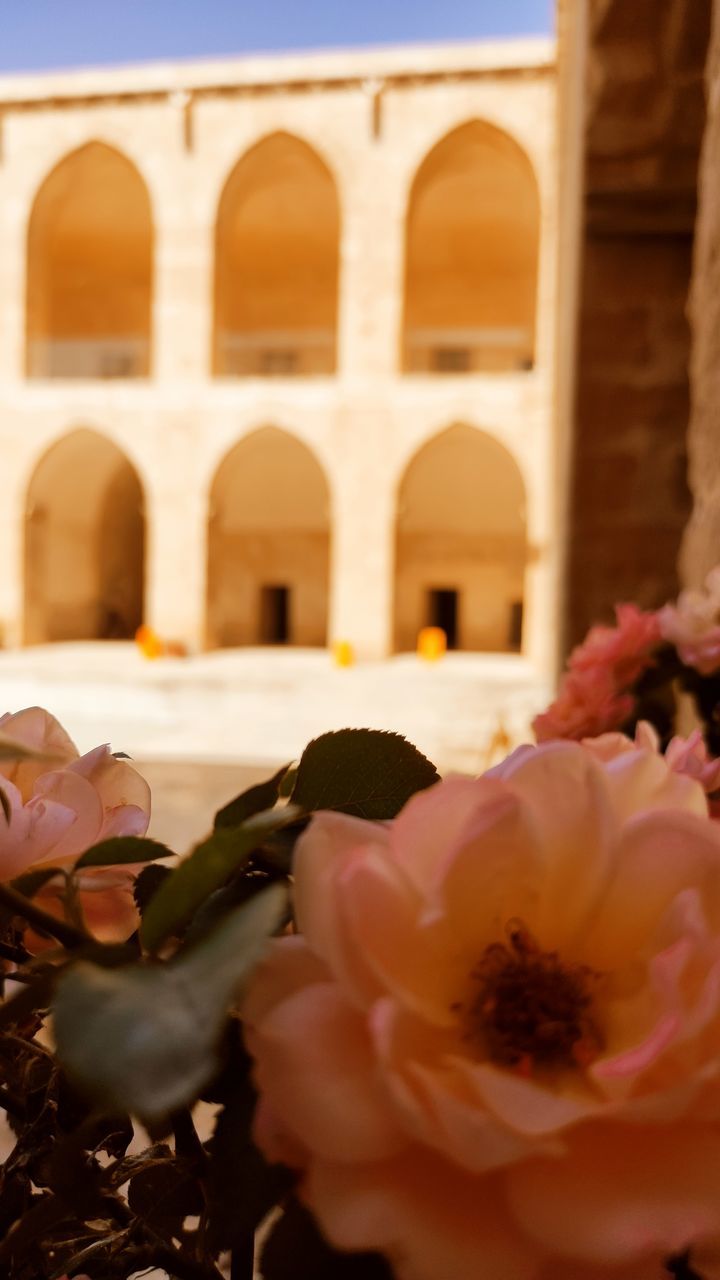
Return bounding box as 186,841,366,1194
213,133,340,377
402,122,540,375
26,143,153,379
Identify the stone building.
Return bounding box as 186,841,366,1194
0,37,561,699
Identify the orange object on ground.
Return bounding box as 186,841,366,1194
135,624,164,659
418,626,447,661
333,639,355,667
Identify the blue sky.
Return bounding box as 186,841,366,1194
0,1,554,73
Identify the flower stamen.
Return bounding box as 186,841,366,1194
462,921,601,1073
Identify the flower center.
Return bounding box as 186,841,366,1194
463,922,601,1073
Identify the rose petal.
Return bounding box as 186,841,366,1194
508,1123,720,1265
305,1152,540,1280
248,979,406,1163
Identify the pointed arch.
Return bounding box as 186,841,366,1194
402,121,540,373
24,428,145,643
394,424,527,651
206,427,331,647
26,142,153,378
213,132,340,376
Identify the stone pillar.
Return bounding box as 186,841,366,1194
152,158,213,383
336,161,405,379
681,1,720,586
0,481,23,647
328,442,395,660
0,193,27,382
144,467,207,650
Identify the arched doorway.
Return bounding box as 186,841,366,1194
402,122,539,373
24,429,145,643
26,142,153,378
207,427,330,647
213,133,340,377
394,424,527,652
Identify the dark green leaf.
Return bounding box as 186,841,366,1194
205,1078,294,1251
10,866,64,899
291,729,440,820
0,972,55,1029
214,763,291,829
128,1159,203,1235
140,805,299,951
261,1196,393,1280
278,765,298,798
53,883,288,1119
0,786,10,824
75,835,175,870
133,863,173,915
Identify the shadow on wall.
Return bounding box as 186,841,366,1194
24,428,145,643
206,426,331,648
394,423,528,653
26,142,153,379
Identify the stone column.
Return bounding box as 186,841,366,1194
328,435,396,659
336,156,405,379
144,465,207,650
152,145,213,383
681,1,720,586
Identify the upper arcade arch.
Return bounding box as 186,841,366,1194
26,142,153,379
206,426,331,647
402,121,540,375
24,428,146,643
394,423,527,652
213,132,340,377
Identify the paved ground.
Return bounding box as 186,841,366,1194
137,758,274,850
0,642,550,778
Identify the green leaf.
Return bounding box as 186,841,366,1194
53,883,288,1120
10,866,64,899
205,1075,294,1251
133,863,173,915
140,805,299,952
290,729,440,820
214,763,291,829
74,835,175,870
0,786,10,824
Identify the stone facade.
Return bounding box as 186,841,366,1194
0,39,560,692
681,0,720,587
565,0,712,645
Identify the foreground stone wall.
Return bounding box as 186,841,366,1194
681,1,720,587
566,0,712,646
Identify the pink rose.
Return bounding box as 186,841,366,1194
659,569,720,675
0,707,150,939
533,605,661,745
244,742,720,1280
569,603,661,686
584,720,720,796
532,667,634,743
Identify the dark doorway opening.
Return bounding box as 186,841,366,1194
509,600,523,651
260,585,290,644
427,588,459,649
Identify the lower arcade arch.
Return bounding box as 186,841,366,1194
394,424,527,652
24,429,145,643
206,427,330,647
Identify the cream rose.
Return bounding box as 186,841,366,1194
244,737,720,1280
0,707,151,938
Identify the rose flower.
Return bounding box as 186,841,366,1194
244,737,720,1280
658,568,720,675
533,604,660,743
0,706,150,939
